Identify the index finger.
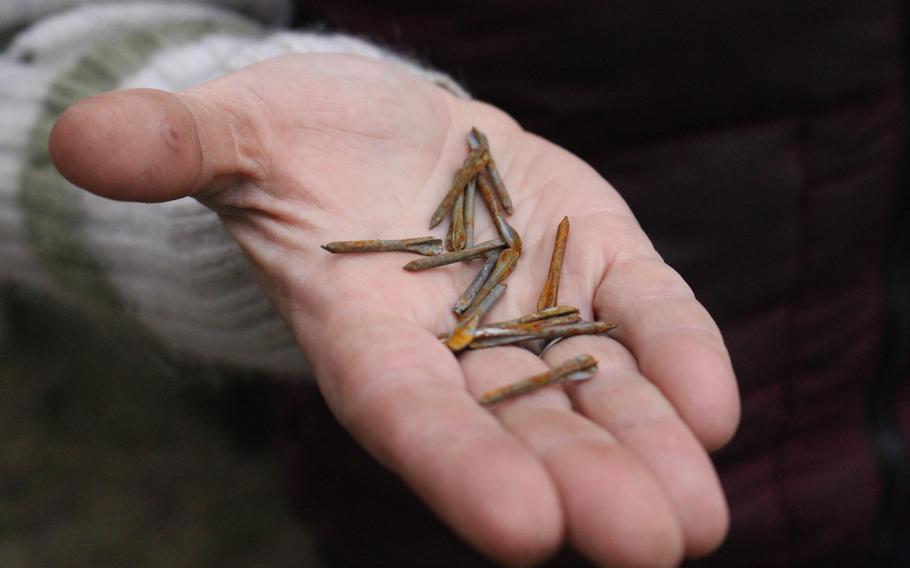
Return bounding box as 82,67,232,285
304,309,564,566
595,253,740,450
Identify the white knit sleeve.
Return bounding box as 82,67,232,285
0,2,467,374
0,0,292,32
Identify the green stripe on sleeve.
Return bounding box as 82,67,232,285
19,19,259,329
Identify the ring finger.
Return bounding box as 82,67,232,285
460,345,685,568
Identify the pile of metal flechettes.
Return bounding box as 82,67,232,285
322,128,615,405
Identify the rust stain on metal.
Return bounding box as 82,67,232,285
471,127,513,215
463,179,476,249
403,239,504,271
322,236,443,256
447,283,507,351
452,187,466,250
463,282,507,322
537,216,569,311
476,171,521,252
504,313,582,333
446,313,480,352
479,354,598,406
445,216,455,251
453,251,499,315
429,148,490,229
464,248,519,314
470,316,583,342
468,321,616,350
488,305,580,328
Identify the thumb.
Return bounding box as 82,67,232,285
49,87,255,203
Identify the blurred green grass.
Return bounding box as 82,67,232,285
0,289,320,568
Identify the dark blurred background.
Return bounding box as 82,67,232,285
0,287,320,568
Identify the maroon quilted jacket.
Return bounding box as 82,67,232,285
269,1,910,566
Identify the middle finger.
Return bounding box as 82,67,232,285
460,346,684,568
542,335,730,558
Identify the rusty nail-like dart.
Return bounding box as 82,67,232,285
464,248,519,314
429,149,490,229
538,216,569,311
468,321,616,349
322,236,444,256
501,313,582,333
453,251,499,315
467,129,481,151
464,334,537,349
473,316,588,341
488,305,580,328
472,127,513,215
446,313,480,352
403,239,504,271
476,170,522,251
479,354,598,406
445,216,455,251
452,187,467,250
447,283,507,351
463,281,507,321
526,216,570,353
464,178,476,248
439,299,576,342
488,164,512,215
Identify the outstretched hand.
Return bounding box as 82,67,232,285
50,54,739,568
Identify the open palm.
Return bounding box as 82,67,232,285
50,54,739,568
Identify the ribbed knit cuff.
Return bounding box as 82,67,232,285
0,0,292,32
0,2,467,374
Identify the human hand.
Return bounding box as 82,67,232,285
49,54,739,568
